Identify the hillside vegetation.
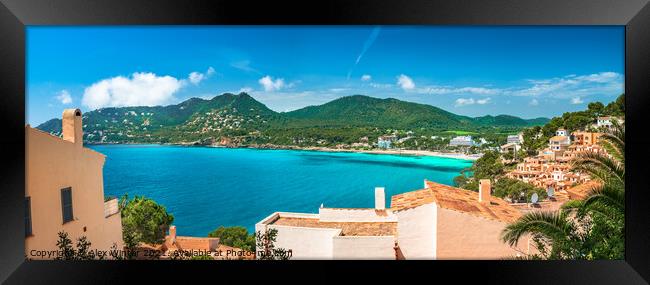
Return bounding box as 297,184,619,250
37,93,549,148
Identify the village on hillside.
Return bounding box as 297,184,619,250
504,116,622,198
253,115,624,259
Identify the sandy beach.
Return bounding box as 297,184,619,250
174,141,482,161
299,147,482,161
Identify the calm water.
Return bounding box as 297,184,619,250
90,145,473,236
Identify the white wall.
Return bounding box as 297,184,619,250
332,236,396,260
395,203,437,259
254,211,398,260
264,225,341,259
319,208,397,222
255,212,341,260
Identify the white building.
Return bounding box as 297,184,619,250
597,116,613,128
500,142,521,153
549,136,571,152
506,133,524,144
449,136,474,147
596,116,623,129
256,180,530,260
256,187,398,260
548,128,571,152
378,135,397,149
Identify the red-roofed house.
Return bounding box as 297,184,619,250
390,180,528,259
256,181,531,260
139,226,254,260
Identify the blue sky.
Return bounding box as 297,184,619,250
27,26,624,125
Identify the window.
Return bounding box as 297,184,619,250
61,187,73,224
25,197,32,236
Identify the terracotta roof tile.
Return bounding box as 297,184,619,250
390,180,521,223
158,235,220,253
550,136,569,142
389,189,434,208
566,180,601,200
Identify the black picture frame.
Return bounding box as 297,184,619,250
0,0,648,284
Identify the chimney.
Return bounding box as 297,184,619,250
169,225,177,244
62,109,83,147
479,179,491,204
375,187,386,210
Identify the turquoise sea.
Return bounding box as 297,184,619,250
90,145,473,236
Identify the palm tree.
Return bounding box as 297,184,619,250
501,123,625,260
501,210,585,259
570,123,624,220
572,123,624,185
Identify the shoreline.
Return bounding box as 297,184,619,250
89,142,481,161
285,146,481,161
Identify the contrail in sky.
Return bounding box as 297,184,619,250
347,26,381,80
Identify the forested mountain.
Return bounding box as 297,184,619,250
36,93,548,145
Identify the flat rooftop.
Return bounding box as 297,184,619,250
270,216,397,236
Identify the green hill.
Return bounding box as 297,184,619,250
35,118,62,135
284,95,476,129
472,115,549,127
36,93,548,144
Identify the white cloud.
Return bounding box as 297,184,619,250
231,60,260,74
258,75,286,92
574,71,619,83
239,87,254,93
347,27,381,79
455,98,475,107
329,88,350,93
571,97,584,104
370,83,392,89
402,71,622,100
515,79,575,97
188,67,215,85
457,87,498,95
188,72,205,85
55,90,72,104
82,72,183,109
418,86,499,95
361,74,372,81
397,74,415,90
529,99,539,106
454,97,491,107
419,86,454,94
476,97,491,105
513,72,623,98
355,27,380,65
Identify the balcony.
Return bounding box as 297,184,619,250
104,197,119,218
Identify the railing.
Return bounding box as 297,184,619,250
104,197,119,218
